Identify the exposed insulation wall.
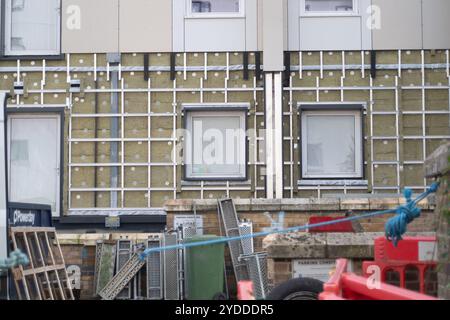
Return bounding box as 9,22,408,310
0,50,448,214
283,50,450,198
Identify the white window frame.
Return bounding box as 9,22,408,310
300,0,359,17
301,109,363,179
186,0,245,19
7,113,62,217
3,0,61,56
185,109,247,180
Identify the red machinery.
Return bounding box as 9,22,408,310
319,237,438,300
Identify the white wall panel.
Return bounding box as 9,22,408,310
287,0,300,51
245,0,258,51
174,0,258,52
299,17,362,51
172,0,186,52
185,18,246,52
62,0,119,53
372,0,422,50
119,0,172,52
422,0,450,49
263,0,285,71
290,0,370,51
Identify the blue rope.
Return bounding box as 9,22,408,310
139,183,440,260
0,250,29,272
385,182,440,246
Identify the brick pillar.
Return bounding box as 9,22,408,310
425,143,450,299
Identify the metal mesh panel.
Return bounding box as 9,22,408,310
239,221,254,255
240,252,268,300
147,237,163,300
163,233,179,300
98,254,146,300
218,199,249,281
116,240,132,299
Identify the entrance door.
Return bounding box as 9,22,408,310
7,114,61,217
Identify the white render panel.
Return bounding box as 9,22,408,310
372,0,422,50
185,18,246,52
62,0,119,53
359,0,372,50
119,0,172,52
422,0,450,49
172,0,186,52
245,0,258,51
263,0,285,71
299,17,362,51
287,0,300,51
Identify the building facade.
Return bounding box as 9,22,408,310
0,0,449,225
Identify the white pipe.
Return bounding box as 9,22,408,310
265,73,274,199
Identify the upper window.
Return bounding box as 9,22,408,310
301,109,363,179
188,0,243,16
185,109,246,180
302,0,357,15
4,0,61,56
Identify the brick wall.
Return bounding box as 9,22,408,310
165,198,435,253
166,198,436,292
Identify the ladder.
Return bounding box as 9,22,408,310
218,199,249,282
98,253,145,300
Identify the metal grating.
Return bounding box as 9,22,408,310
146,236,163,300
115,240,132,299
239,221,254,255
218,199,249,282
163,233,179,300
98,253,146,300
95,242,116,296
239,252,268,300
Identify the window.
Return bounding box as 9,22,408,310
302,0,356,15
301,109,362,179
185,109,246,180
4,0,61,56
189,0,242,16
7,113,62,217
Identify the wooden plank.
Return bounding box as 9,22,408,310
22,232,43,300
34,232,54,300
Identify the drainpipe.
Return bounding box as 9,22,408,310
107,53,121,210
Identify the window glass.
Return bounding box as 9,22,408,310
302,110,362,178
191,0,240,13
186,111,246,179
6,0,60,55
9,117,60,216
305,0,353,13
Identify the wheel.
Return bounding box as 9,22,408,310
266,277,324,300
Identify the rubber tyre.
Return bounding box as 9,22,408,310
266,278,324,300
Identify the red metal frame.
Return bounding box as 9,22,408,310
308,216,354,233
362,237,437,295
320,259,437,300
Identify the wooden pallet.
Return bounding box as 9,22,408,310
10,227,74,300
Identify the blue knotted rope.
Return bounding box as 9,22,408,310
0,250,29,272
385,182,440,246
